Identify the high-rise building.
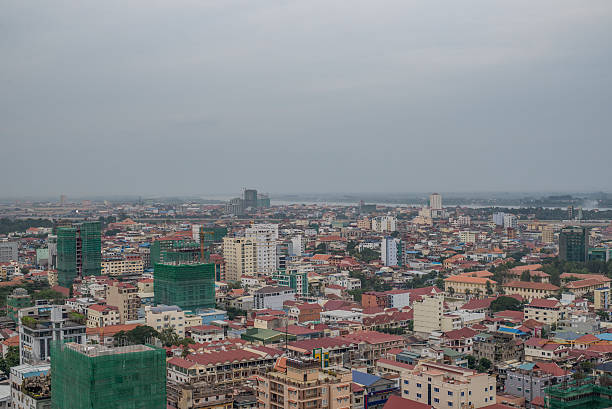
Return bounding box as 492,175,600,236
594,287,610,311
153,263,215,312
222,237,256,282
503,214,518,229
289,235,304,257
19,303,87,364
243,188,258,209
567,205,574,220
245,224,279,274
559,226,588,262
381,237,402,266
51,342,166,409
542,227,554,243
0,240,18,262
56,221,101,288
413,293,443,336
150,238,200,266
106,282,141,324
492,212,505,226
430,193,442,210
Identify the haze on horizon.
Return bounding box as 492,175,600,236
1,1,611,197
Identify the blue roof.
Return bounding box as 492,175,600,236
352,370,380,386
499,327,525,335
596,333,612,341
518,363,536,371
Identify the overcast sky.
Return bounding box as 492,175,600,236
1,1,611,197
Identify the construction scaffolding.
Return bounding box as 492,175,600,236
56,227,77,287
153,263,215,312
51,342,166,409
79,221,102,278
545,377,612,409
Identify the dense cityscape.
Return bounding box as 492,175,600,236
0,190,609,408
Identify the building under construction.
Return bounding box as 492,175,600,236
150,239,200,265
51,342,166,409
56,221,101,287
153,262,216,312
545,376,612,409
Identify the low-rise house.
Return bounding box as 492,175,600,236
524,338,568,362
502,281,560,301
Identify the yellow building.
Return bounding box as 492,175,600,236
400,361,496,409
106,282,141,323
256,358,352,409
595,287,610,310
444,274,496,296
524,298,565,325
47,270,58,287
222,237,256,282
357,218,371,230
145,305,186,337
86,304,120,328
542,227,554,243
502,281,559,301
413,293,443,336
101,256,144,276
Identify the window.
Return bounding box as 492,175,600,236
404,380,409,385
448,391,453,396
434,398,439,403
448,402,453,407
461,392,464,396
485,398,488,402
417,393,422,399
434,387,439,392
417,383,421,388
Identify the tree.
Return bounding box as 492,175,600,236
490,296,522,313
448,287,455,297
466,355,476,369
0,346,20,375
477,358,492,372
157,328,181,347
465,289,471,298
597,310,609,322
521,270,531,282
114,325,159,346
485,281,493,296
407,320,414,332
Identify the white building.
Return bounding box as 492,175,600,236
388,290,411,309
320,309,363,324
381,237,402,266
429,193,442,210
253,286,295,310
371,216,397,233
289,235,305,257
492,212,505,226
503,214,518,229
245,224,279,274
145,305,186,337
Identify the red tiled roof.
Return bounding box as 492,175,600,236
503,281,559,291
461,297,496,311
534,361,570,377
383,395,431,409
186,350,263,366
527,298,561,308
377,358,415,371
566,278,609,289
443,327,478,340
494,310,524,320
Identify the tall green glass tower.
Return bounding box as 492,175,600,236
153,262,215,312
559,226,588,262
57,221,101,287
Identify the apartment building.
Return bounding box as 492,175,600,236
504,361,571,404
86,304,120,328
400,361,496,409
101,255,144,276
10,363,51,409
18,304,86,364
254,286,295,310
524,298,565,325
413,294,443,336
223,237,256,282
145,305,186,337
245,224,279,274
371,216,397,233
106,281,140,323
255,358,352,409
167,346,282,387
501,281,560,301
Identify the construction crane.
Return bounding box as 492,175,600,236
199,227,214,262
